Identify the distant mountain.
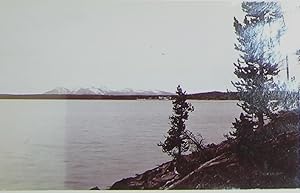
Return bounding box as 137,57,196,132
45,87,72,94
0,89,237,100
44,87,174,96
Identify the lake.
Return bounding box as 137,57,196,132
0,100,241,190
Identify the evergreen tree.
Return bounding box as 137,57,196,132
232,1,286,131
158,85,194,160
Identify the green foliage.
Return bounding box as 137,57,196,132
158,85,194,159
232,1,286,131
230,113,257,159
273,82,300,111
230,2,291,165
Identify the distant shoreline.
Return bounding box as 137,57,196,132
0,92,238,100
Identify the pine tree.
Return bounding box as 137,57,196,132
158,85,194,160
232,1,286,131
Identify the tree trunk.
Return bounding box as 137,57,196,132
258,112,264,130
178,144,181,157
166,153,229,189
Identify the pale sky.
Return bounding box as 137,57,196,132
0,0,299,94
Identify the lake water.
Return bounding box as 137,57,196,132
0,100,240,190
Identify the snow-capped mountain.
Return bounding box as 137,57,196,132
45,87,72,94
44,87,174,95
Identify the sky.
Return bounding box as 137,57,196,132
0,0,299,94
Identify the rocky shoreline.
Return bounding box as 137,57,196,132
108,111,300,190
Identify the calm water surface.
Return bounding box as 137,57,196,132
0,100,240,190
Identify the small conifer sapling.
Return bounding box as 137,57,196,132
158,85,194,163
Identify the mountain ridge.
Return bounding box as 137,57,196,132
44,87,174,96
0,88,238,100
